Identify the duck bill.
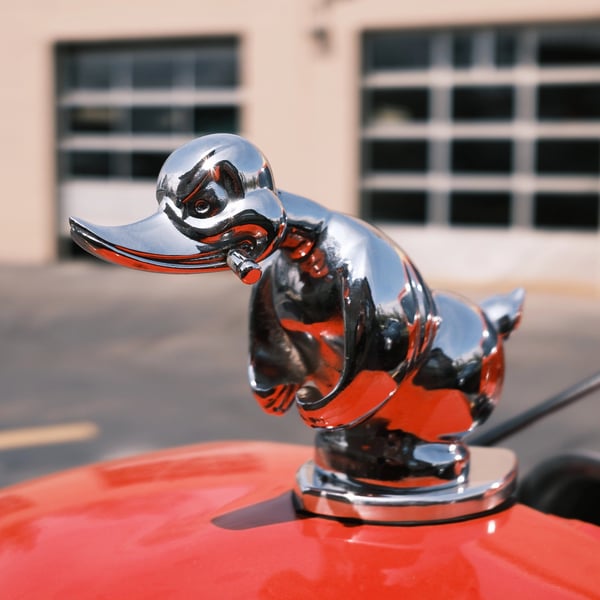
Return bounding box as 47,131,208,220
69,212,229,274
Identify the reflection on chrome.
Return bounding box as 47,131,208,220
70,134,524,523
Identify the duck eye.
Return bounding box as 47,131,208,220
191,198,211,217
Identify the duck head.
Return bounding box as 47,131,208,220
70,134,286,283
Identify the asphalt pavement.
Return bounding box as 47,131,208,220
1,260,599,488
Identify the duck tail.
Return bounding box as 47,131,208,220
480,287,525,340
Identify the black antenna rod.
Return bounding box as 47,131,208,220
468,370,600,447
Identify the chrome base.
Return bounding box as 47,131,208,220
295,446,517,524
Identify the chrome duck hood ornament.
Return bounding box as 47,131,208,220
71,134,524,524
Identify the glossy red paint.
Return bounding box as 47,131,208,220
1,441,599,599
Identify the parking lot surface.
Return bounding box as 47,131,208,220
1,261,599,487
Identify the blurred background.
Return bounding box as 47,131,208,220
1,0,599,487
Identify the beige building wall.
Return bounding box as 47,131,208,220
1,0,599,288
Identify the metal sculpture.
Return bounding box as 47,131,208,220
71,134,524,522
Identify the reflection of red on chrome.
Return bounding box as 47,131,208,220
253,383,298,415
279,227,329,277
299,248,329,278
480,341,505,406
297,370,398,429
226,250,262,285
278,316,344,410
379,373,474,443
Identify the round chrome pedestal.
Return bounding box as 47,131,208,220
295,446,517,524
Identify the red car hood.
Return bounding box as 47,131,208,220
0,441,599,599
